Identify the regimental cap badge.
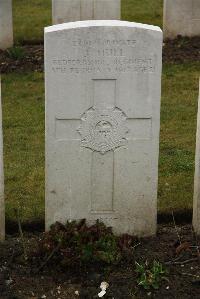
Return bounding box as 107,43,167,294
78,107,128,154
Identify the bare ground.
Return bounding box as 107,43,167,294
0,224,200,299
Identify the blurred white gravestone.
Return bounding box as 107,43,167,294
45,20,162,236
0,0,13,50
193,79,200,235
52,0,121,24
163,0,200,39
0,78,4,241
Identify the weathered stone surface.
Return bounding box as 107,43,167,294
45,20,162,236
0,78,4,241
52,0,121,24
193,79,200,235
0,0,13,50
163,0,200,39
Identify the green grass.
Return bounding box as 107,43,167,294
13,0,51,43
122,0,163,28
159,63,200,213
2,73,45,221
12,0,163,44
1,63,199,222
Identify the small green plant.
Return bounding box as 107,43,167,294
36,220,136,268
6,46,25,60
135,260,167,290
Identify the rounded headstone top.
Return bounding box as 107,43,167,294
45,20,162,34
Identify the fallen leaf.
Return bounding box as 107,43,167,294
176,242,191,256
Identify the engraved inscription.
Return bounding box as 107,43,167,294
52,57,155,74
72,39,137,47
78,108,128,154
51,37,156,74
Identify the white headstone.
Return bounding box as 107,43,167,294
163,0,200,39
52,0,121,25
0,0,13,50
193,79,200,235
0,78,4,241
45,20,162,236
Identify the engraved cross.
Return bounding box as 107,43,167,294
55,79,151,214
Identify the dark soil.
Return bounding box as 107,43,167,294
0,36,199,74
0,224,200,299
0,45,44,73
163,36,200,64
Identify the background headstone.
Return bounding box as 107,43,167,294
193,79,200,235
163,0,200,39
52,0,121,24
0,0,13,50
45,20,162,236
0,78,4,241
